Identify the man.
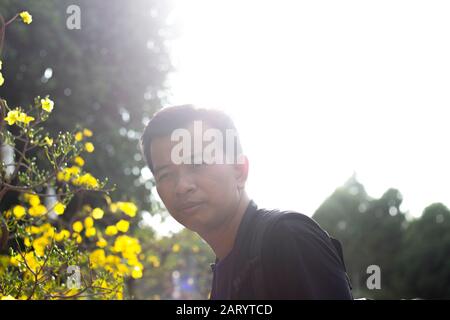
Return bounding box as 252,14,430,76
140,104,353,300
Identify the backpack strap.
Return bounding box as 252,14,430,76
246,212,353,298
230,208,283,299
243,210,284,299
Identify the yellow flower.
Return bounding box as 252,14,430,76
16,252,42,274
72,221,83,233
85,227,96,238
54,202,65,215
0,60,2,70
72,173,98,188
24,237,32,247
33,236,49,257
89,249,106,269
23,115,35,124
25,225,40,234
28,204,47,217
84,216,94,228
147,255,160,268
106,255,120,265
44,136,53,147
131,266,143,279
117,202,138,217
17,112,34,124
92,207,104,220
26,194,40,207
56,171,65,182
75,131,83,141
72,233,82,244
4,110,19,125
57,166,80,182
113,235,141,258
74,156,85,167
55,230,70,242
172,243,181,253
84,142,94,153
1,295,16,300
13,205,26,219
40,97,54,112
105,225,118,236
0,72,4,86
96,238,107,248
83,129,93,137
19,11,32,24
116,220,130,233
4,110,34,125
116,263,130,276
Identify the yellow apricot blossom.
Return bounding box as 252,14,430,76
89,249,106,269
25,225,40,234
147,255,160,268
74,156,85,167
55,230,70,242
75,131,83,141
4,110,20,125
53,202,65,215
83,128,93,137
85,227,96,238
72,233,82,244
116,219,130,233
33,236,50,257
23,193,39,206
24,237,32,247
117,202,138,217
4,110,34,126
84,216,94,228
72,221,83,233
92,207,104,219
44,136,53,147
17,112,35,124
131,266,143,279
13,205,26,219
19,11,32,24
96,238,107,248
84,142,94,153
40,97,54,112
72,173,98,188
113,235,142,258
105,225,118,236
28,204,47,217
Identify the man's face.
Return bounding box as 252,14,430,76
149,122,247,233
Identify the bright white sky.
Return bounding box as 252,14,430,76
145,0,450,235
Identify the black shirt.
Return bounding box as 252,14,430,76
210,200,353,300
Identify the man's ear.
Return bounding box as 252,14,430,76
233,154,249,189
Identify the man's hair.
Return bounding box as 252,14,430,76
140,104,243,173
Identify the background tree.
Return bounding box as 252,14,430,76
396,203,450,299
313,174,407,299
0,0,175,216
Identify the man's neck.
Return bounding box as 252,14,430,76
201,192,250,260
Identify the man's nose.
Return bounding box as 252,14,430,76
174,172,196,196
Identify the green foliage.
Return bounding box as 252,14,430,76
313,175,450,299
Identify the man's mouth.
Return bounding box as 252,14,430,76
179,202,204,215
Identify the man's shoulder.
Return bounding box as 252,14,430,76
251,206,341,266
254,206,329,239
